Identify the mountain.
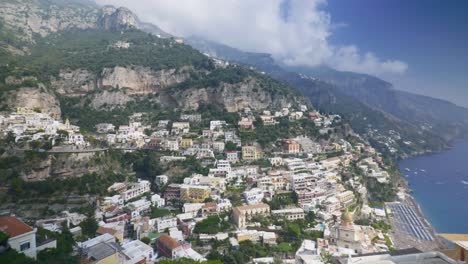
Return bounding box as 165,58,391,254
187,36,464,157
0,0,304,130
284,65,468,141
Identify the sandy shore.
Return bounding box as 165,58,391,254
386,194,448,251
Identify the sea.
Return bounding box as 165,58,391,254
398,140,468,234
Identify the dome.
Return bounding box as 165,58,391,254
341,210,353,224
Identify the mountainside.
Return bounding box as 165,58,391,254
285,65,468,141
0,0,304,131
187,36,460,157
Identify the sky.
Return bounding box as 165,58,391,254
95,0,468,107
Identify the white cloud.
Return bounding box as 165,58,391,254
95,0,407,76
330,46,408,75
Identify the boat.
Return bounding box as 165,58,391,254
462,180,468,185
405,168,411,172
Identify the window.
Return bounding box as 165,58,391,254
20,242,30,251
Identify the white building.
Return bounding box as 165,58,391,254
164,140,179,151
210,120,227,131
120,180,151,202
127,198,152,218
155,216,177,233
337,190,355,208
172,122,190,134
183,203,204,214
155,175,169,187
212,141,225,152
271,208,305,221
95,123,115,133
122,239,154,263
225,151,239,163
295,240,321,264
0,217,38,259
243,188,264,205
151,194,166,208
67,133,86,146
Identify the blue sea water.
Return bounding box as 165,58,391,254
398,140,468,233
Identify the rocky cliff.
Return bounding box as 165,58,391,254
0,0,163,43
0,0,305,124
0,0,99,42
0,76,61,118
171,78,296,112
15,150,129,181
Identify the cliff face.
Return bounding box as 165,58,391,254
1,81,61,118
172,79,295,112
98,6,138,31
0,0,305,120
98,66,191,94
51,69,96,96
51,66,191,97
0,0,99,41
20,151,126,181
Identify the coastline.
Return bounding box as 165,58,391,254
391,140,468,250
398,139,468,235
406,194,447,248
387,190,447,251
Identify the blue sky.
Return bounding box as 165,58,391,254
325,0,468,106
97,0,468,106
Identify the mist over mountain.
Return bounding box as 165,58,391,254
187,36,468,155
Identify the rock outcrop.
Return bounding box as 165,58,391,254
51,69,96,96
98,6,138,31
20,151,124,181
0,0,99,41
0,0,165,43
2,85,61,119
98,66,190,94
0,0,305,117
172,79,295,112
90,90,134,109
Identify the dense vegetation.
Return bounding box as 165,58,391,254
10,172,126,199
240,117,320,148
193,215,231,234
12,28,213,80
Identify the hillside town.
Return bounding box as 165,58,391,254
0,104,464,264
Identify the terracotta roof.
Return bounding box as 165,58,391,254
235,203,270,211
158,234,181,250
0,216,33,237
202,202,217,209
96,226,117,236
105,205,118,213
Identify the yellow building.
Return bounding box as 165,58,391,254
440,234,468,264
232,203,270,228
283,139,301,154
97,252,120,264
180,138,193,148
180,185,210,203
242,146,262,161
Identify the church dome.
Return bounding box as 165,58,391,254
341,210,353,224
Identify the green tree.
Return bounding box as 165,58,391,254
140,237,151,245
150,207,172,218
193,215,230,234
225,141,238,151
79,217,98,238
0,231,9,246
